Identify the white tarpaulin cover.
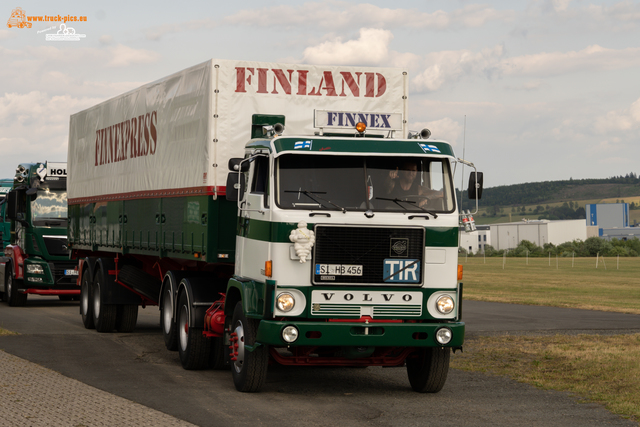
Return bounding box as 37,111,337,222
68,59,408,202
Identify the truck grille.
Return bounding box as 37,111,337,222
312,225,425,285
311,303,423,317
43,236,69,256
49,261,79,286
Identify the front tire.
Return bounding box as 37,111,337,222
406,347,450,393
6,267,27,307
230,301,268,392
80,270,95,329
177,291,210,370
92,266,117,332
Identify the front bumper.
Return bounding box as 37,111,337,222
23,260,79,290
255,319,464,348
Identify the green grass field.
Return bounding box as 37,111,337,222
453,256,640,423
460,256,640,314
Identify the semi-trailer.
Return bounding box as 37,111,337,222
67,59,482,392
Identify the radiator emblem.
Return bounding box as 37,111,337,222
390,238,408,257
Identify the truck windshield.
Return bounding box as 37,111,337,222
276,155,455,213
31,189,68,221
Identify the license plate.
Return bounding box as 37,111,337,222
64,269,79,276
315,264,363,276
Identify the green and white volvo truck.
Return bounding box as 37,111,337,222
67,59,482,393
0,162,79,306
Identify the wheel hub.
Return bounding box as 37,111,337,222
230,321,245,373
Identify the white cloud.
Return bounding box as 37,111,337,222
594,97,640,133
409,44,640,92
302,28,393,66
144,19,216,41
410,117,462,146
412,46,505,91
0,91,104,167
220,2,514,31
501,45,640,77
0,30,17,41
106,44,161,67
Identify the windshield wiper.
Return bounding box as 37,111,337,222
375,197,438,218
285,189,347,213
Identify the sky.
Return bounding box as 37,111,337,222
1,0,639,189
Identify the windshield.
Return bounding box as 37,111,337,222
30,189,68,220
276,155,455,213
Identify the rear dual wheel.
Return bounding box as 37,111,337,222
177,291,210,370
92,267,117,332
80,269,95,329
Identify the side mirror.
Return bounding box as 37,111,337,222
27,187,38,200
6,191,18,220
468,172,483,200
228,158,250,172
225,172,245,203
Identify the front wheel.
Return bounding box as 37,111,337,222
230,301,268,392
406,347,450,393
6,268,27,307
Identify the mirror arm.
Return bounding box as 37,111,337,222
457,158,480,215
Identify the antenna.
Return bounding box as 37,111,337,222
459,115,466,211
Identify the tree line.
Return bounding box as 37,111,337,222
458,172,640,211
463,237,640,258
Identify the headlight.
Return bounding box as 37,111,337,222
282,326,299,343
436,327,452,345
27,264,44,275
436,295,454,314
276,293,295,312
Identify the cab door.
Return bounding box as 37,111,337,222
237,155,271,281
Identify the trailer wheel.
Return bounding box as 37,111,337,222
161,282,178,351
92,266,117,332
177,291,210,370
406,347,450,393
230,301,268,392
116,304,139,332
80,269,95,329
6,267,28,307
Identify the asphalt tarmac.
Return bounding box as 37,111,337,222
0,296,638,426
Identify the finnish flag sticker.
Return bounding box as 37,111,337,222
419,143,441,153
294,140,312,150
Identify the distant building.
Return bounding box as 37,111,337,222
585,203,639,241
489,219,586,250
459,225,491,254
599,228,640,241
586,203,629,228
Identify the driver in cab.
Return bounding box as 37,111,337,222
385,160,440,208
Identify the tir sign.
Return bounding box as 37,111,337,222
383,259,421,283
